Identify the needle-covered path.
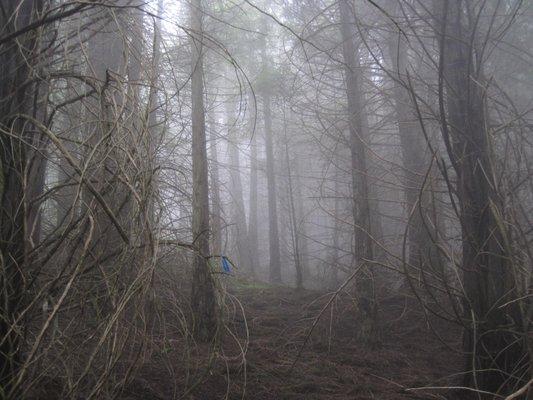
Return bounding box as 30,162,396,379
127,282,464,400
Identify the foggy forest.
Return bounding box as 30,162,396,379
0,0,532,399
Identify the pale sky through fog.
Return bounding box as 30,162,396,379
157,0,185,34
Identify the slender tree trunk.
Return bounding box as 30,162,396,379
25,96,48,249
284,139,303,289
293,156,309,284
226,100,253,274
147,0,163,144
189,0,217,341
330,168,342,288
259,23,282,283
247,97,260,275
207,111,223,256
436,0,529,393
57,126,79,225
146,0,164,225
56,23,81,227
263,91,282,283
26,0,53,254
338,0,377,342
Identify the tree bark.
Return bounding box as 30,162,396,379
189,0,217,341
284,141,303,289
226,100,253,275
435,0,529,393
146,0,164,225
293,156,309,284
0,0,43,395
263,91,282,283
247,97,260,275
259,23,282,283
386,16,441,287
329,167,342,289
85,2,132,255
338,0,377,341
207,111,223,256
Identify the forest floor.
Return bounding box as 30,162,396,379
127,279,467,400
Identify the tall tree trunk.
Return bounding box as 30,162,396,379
56,23,82,227
329,168,342,289
338,0,377,342
189,0,217,341
386,17,441,287
25,89,48,249
259,22,282,283
436,0,529,393
56,120,79,226
85,3,131,255
247,97,260,275
284,140,303,289
26,0,53,256
207,111,223,256
226,101,253,275
0,0,43,395
293,156,309,284
263,91,282,283
146,0,164,225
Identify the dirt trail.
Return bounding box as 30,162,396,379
127,284,464,400
206,284,462,399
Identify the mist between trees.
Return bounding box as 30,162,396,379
0,0,531,399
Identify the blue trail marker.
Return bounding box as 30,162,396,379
221,256,231,273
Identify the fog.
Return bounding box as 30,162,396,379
0,0,531,399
